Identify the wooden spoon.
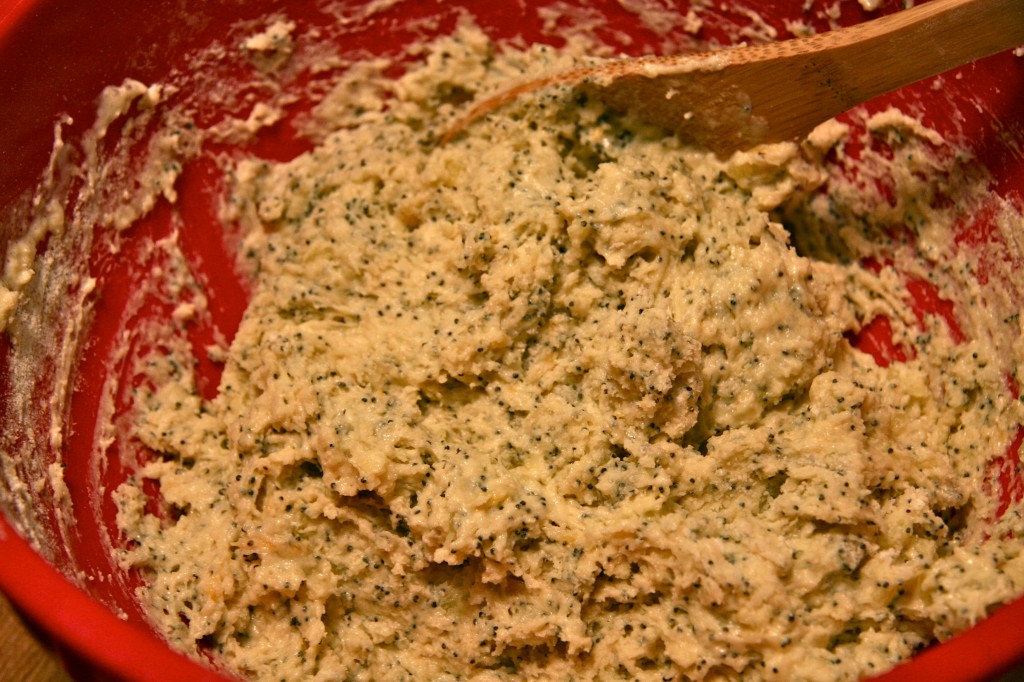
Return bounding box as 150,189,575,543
443,0,1024,155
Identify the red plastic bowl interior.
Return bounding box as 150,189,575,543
1,1,1023,681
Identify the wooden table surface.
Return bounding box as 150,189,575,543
0,592,70,682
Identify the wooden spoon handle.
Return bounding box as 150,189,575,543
593,0,1024,153
443,0,1024,152
760,0,1024,125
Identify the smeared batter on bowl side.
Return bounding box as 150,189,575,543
115,23,1024,682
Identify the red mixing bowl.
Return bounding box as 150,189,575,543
1,1,1023,680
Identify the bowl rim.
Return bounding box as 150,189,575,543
0,514,232,681
1,0,1023,680
0,1,228,676
7,506,1024,682
0,0,34,45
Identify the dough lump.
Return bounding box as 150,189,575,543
116,25,1024,682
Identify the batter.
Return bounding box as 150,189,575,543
114,23,1024,682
